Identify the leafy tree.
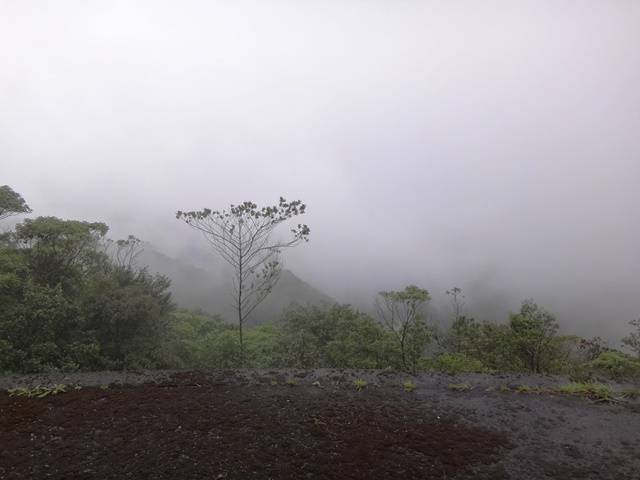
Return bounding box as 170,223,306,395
277,303,340,368
456,319,522,372
325,310,398,369
82,265,173,368
0,282,74,370
509,299,559,373
444,314,481,353
0,215,174,372
15,217,109,290
244,323,282,368
277,303,396,369
376,286,432,372
622,318,640,358
163,310,227,368
0,185,31,221
176,198,310,362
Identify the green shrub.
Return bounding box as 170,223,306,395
245,324,281,368
620,388,640,399
558,382,616,403
435,352,487,374
7,384,67,398
514,385,544,394
278,304,399,370
403,380,416,392
590,351,640,378
509,300,559,373
448,383,471,392
353,378,367,390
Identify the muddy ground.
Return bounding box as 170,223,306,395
1,369,638,479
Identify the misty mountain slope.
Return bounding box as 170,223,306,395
137,247,334,324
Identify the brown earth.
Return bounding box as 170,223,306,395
0,370,638,479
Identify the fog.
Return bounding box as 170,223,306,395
2,1,639,340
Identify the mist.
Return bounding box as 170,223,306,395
2,1,639,341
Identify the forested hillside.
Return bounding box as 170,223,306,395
1,185,640,380
137,247,334,325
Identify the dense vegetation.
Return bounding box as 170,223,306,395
1,186,639,379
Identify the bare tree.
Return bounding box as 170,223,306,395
446,286,465,322
622,318,640,358
176,198,310,362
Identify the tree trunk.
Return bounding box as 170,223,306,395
237,222,244,366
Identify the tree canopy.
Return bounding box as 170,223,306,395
0,185,32,220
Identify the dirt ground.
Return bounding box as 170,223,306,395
1,370,638,479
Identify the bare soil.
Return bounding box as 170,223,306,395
1,370,638,479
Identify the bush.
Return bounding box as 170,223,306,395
245,324,281,368
558,383,616,403
435,352,488,374
589,351,640,378
509,300,559,373
277,304,399,369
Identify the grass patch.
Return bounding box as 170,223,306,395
620,388,640,399
7,384,67,398
448,383,472,392
353,378,368,391
515,385,545,394
403,380,416,392
557,383,618,403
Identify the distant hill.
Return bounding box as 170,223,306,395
137,246,334,325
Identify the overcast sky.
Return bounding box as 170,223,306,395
2,1,639,339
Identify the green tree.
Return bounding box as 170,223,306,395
0,215,175,372
622,318,640,358
376,285,432,372
0,185,31,221
176,198,310,363
163,310,236,368
82,266,173,368
245,323,282,368
325,309,398,369
443,317,522,372
277,303,396,369
445,314,481,353
15,217,109,290
277,303,339,368
509,299,559,373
